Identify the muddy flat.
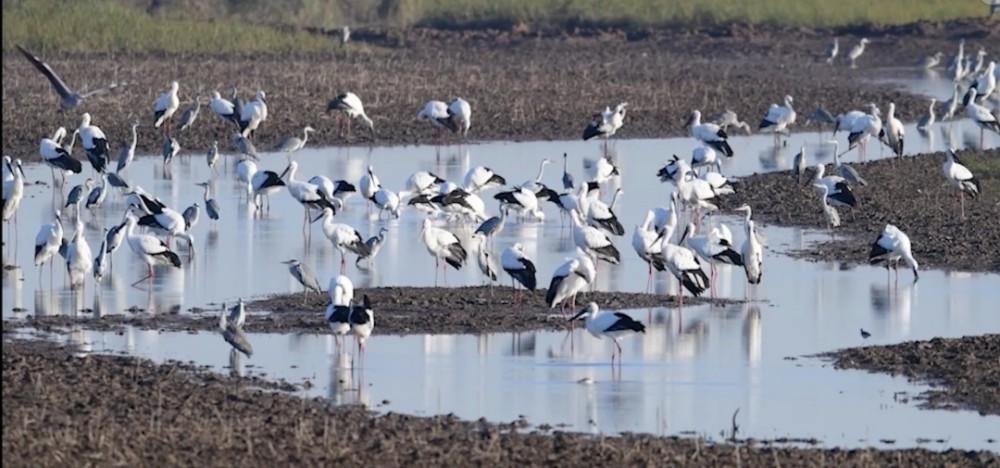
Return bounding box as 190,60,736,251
9,286,733,334
5,338,997,467
820,334,1000,416
3,20,997,159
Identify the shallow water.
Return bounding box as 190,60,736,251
22,281,999,450
3,72,999,449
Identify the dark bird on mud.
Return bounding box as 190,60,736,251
16,45,125,111
570,302,646,366
860,328,871,339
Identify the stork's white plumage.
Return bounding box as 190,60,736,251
406,171,446,195
942,149,981,219
584,156,619,185
153,81,180,130
734,205,763,291
501,243,537,304
40,127,82,179
373,187,401,219
417,100,458,133
124,212,182,284
569,210,620,265
495,186,543,221
691,145,720,173
235,158,258,198
327,92,375,138
582,102,628,141
632,210,666,292
34,210,63,274
586,188,624,236
685,110,734,157
325,275,354,343
313,207,370,273
421,218,468,279
570,302,646,365
883,102,905,157
758,95,797,138
463,166,507,193
814,184,841,229
659,224,709,306
868,224,919,281
239,90,268,138
65,208,92,290
209,91,239,126
964,88,1000,147
448,98,472,136
78,113,109,173
545,252,595,313
359,165,381,210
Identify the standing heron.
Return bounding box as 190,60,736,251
176,95,201,132
116,120,139,174
16,45,123,110
824,38,838,65
65,199,92,291
569,303,646,367
282,259,322,302
327,92,375,139
815,184,842,231
182,202,200,232
848,38,870,69
195,182,221,225
93,229,108,283
474,207,507,246
232,132,258,160
356,227,388,267
917,99,937,132
219,306,253,358
2,158,25,226
153,81,181,136
274,126,315,154
474,235,499,287
707,109,753,135
162,137,180,165
561,153,575,190
85,174,108,210
792,146,807,184
206,141,219,174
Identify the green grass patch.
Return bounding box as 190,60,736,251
1,0,337,54
411,0,987,28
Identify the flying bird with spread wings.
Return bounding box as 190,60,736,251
16,45,125,111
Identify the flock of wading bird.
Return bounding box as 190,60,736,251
1,38,993,366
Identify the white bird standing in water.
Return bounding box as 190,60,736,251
734,205,763,298
420,218,468,284
325,275,354,349
569,302,646,366
868,224,919,282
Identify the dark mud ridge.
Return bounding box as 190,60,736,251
3,26,990,159
10,286,730,335
820,334,1000,416
720,149,1000,273
5,339,997,467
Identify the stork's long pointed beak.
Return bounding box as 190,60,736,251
568,308,587,322
311,212,325,224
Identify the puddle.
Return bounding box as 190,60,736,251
16,296,998,451
2,114,996,317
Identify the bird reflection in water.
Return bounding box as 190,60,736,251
742,303,762,366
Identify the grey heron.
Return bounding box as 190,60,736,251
274,126,315,154
356,227,388,267
282,259,322,302
182,203,200,232
824,38,838,65
206,140,219,175
175,95,201,132
219,305,253,358
116,120,139,174
195,182,221,223
162,137,180,165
